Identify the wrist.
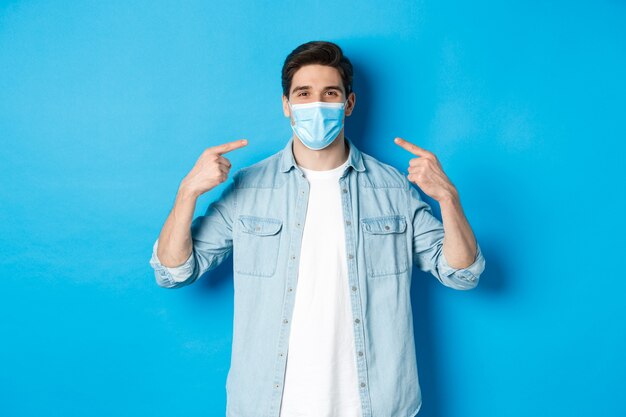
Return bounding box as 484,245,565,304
439,188,460,206
177,181,201,201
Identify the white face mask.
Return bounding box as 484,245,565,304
287,99,348,150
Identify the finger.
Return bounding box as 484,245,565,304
215,155,232,168
407,164,431,175
411,158,440,170
217,164,230,174
394,137,433,158
408,157,427,167
210,139,248,155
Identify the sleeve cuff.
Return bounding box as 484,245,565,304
438,242,485,286
149,239,196,284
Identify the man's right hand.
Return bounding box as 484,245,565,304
180,139,248,198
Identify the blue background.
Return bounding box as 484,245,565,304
1,1,625,416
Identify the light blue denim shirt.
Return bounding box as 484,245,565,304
149,136,485,417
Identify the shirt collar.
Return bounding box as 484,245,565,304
279,135,366,173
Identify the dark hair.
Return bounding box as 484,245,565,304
281,40,353,99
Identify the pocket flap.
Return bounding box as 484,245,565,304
361,215,407,234
239,215,283,236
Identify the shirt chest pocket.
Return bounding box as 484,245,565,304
235,215,283,277
361,214,409,277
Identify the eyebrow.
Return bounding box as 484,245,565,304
291,85,344,94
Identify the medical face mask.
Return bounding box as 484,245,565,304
287,99,348,150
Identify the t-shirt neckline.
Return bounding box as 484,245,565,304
298,157,350,180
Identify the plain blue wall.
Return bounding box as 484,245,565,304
1,1,625,416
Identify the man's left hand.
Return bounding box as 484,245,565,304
394,137,458,203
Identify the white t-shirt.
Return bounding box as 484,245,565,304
279,157,362,417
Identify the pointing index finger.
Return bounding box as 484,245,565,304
394,137,431,158
213,139,248,155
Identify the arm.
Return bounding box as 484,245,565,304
394,136,485,289
149,139,247,288
156,186,198,267
408,182,485,290
439,190,479,269
149,186,198,287
149,179,238,288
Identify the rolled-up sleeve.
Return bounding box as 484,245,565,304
407,180,486,290
437,242,485,290
150,238,197,287
149,176,238,289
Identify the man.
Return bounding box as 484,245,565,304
149,40,485,417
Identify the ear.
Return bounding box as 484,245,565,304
282,94,291,118
345,92,356,117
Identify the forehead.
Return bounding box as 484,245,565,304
291,64,343,88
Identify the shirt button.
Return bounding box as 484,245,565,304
291,255,296,260
346,220,351,225
288,287,293,292
296,222,301,227
283,319,289,324
354,318,360,324
279,352,284,357
351,286,357,291
342,188,348,193
384,225,390,230
348,254,354,259
358,351,363,356
360,382,366,388
275,383,280,388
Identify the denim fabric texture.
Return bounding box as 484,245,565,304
149,136,486,417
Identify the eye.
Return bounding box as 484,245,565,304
297,91,308,97
326,91,338,96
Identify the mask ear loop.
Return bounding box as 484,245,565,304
286,99,296,127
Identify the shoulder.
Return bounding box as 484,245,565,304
232,147,284,189
359,150,409,190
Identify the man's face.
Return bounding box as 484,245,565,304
282,64,356,123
